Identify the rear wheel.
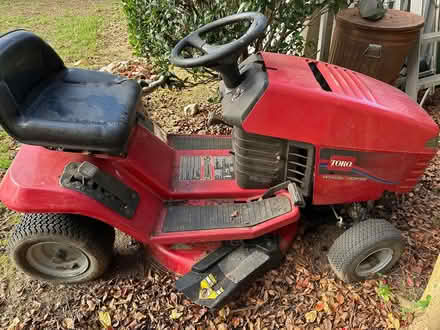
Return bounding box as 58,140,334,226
327,219,403,282
8,213,115,283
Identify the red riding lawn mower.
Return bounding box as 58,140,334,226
0,13,438,309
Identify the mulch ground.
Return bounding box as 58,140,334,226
0,62,439,329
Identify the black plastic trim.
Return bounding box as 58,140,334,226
284,140,315,197
221,53,268,127
169,135,232,150
175,236,283,309
309,62,332,92
60,161,139,218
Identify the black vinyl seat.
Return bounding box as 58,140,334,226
0,30,141,154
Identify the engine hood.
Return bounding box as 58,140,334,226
242,52,438,154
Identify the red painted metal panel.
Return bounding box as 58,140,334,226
115,125,175,197
244,52,438,154
0,126,299,244
148,242,221,275
0,144,163,244
242,52,438,204
148,222,299,275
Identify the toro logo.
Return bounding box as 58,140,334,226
328,156,356,171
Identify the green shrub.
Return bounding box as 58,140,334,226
122,0,350,78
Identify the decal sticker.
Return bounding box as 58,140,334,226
199,274,224,300
319,149,399,185
328,156,356,171
214,156,234,180
179,156,201,180
203,156,212,180
179,156,234,181
321,174,367,182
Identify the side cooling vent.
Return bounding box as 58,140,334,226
285,141,314,196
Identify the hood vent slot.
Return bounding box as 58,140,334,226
309,62,332,92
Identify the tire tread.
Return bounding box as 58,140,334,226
8,213,115,283
328,219,403,282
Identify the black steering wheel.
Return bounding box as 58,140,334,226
170,12,268,68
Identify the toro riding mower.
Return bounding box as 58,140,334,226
0,13,438,309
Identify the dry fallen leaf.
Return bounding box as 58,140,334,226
134,312,146,321
305,311,317,323
8,317,20,330
170,309,183,320
231,317,241,327
411,265,423,274
217,323,228,330
387,313,400,329
87,300,96,312
63,318,75,329
99,311,112,329
170,292,178,305
315,302,325,311
336,293,345,305
322,319,332,330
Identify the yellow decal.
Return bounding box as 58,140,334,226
199,274,225,300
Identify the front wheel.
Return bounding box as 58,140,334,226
8,213,115,283
327,219,403,283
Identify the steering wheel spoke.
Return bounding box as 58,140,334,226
187,34,208,54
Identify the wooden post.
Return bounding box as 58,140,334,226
406,29,422,100
303,9,321,59
318,10,334,62
409,256,440,330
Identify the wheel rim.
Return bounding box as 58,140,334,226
355,248,394,277
25,242,89,278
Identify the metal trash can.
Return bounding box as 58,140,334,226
329,8,424,84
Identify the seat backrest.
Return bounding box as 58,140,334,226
0,30,65,105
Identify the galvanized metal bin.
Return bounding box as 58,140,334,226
329,8,424,84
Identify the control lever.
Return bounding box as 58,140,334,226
261,181,305,208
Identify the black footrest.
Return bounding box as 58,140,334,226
60,161,139,218
176,239,282,309
163,196,291,233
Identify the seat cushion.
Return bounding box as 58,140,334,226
19,68,141,154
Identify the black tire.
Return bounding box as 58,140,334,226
8,213,115,283
327,219,403,283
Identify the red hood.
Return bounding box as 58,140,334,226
242,52,439,153
261,52,434,126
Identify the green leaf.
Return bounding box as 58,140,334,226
416,295,432,310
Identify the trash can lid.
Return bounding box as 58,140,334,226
336,8,424,31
